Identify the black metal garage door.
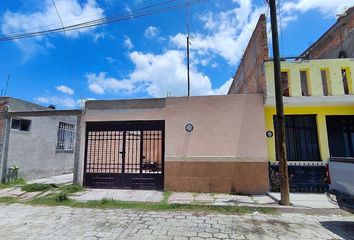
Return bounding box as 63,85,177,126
84,121,164,190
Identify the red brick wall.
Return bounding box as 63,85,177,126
228,14,269,95
301,7,354,59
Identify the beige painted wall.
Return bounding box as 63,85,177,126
164,95,266,162
78,94,267,184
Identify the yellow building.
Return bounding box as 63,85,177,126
227,12,354,191
264,59,354,163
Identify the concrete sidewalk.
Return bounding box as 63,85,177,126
267,192,337,209
71,189,163,203
28,173,73,185
168,192,278,207
1,172,341,212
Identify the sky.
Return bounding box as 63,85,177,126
0,0,352,109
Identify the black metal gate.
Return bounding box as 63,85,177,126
84,121,164,190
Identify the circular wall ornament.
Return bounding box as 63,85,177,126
185,123,194,132
266,131,273,138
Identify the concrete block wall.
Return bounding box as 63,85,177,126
228,14,269,95
7,115,77,180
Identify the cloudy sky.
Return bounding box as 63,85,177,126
0,0,352,109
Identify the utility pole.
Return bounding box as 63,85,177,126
268,0,290,205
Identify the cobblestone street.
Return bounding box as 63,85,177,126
0,204,353,240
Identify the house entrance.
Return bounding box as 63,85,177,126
326,116,354,158
84,121,164,189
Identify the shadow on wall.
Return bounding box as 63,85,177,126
181,131,191,158
320,221,354,240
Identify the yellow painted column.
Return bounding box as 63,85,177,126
265,107,276,162
289,68,301,96
330,66,345,95
345,66,354,94
316,114,330,162
308,68,324,96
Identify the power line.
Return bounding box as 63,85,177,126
2,0,178,37
0,0,207,42
51,0,68,39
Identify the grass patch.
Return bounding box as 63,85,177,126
55,191,69,202
0,196,18,204
162,191,172,204
21,183,57,192
28,194,276,215
59,184,83,194
0,179,26,189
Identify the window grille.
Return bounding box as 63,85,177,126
56,122,75,151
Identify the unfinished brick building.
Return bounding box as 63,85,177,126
299,6,354,59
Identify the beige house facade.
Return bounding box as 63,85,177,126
77,94,269,194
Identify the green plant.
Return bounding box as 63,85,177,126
5,166,19,183
21,183,55,192
0,196,18,204
55,191,68,202
28,194,277,215
162,191,171,204
11,178,26,185
60,184,83,194
100,198,114,205
0,178,26,189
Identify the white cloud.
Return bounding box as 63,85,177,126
86,50,230,97
212,78,233,95
56,85,74,95
93,32,106,42
123,35,134,49
35,96,76,108
282,0,353,18
1,0,104,54
86,72,135,94
144,26,159,39
105,56,117,64
170,0,267,66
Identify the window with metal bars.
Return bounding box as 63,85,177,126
56,122,75,151
273,115,321,161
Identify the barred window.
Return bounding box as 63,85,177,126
56,122,75,151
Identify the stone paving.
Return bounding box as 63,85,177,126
0,203,353,240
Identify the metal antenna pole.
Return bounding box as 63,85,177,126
186,0,190,97
4,74,10,96
269,0,290,205
187,36,190,97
